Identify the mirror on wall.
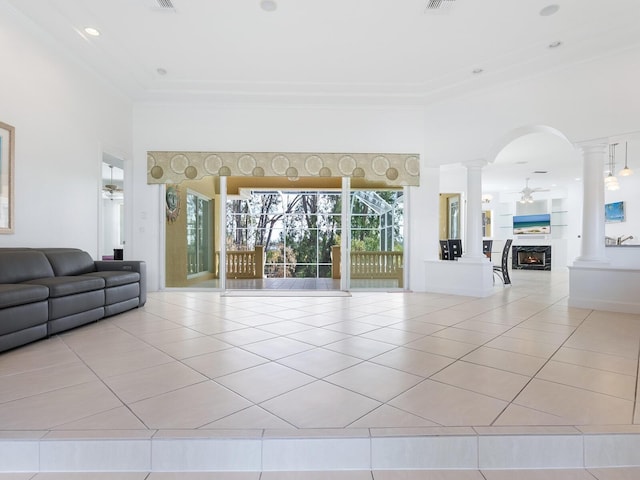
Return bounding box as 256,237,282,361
439,193,461,239
101,154,124,260
482,210,492,238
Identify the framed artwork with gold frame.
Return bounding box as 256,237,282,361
0,121,15,234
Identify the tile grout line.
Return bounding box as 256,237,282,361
489,303,594,426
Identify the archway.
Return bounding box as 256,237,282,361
482,125,580,269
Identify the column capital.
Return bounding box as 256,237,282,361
575,139,608,154
462,159,488,169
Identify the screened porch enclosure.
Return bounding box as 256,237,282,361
225,189,404,288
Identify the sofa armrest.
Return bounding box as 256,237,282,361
94,260,147,306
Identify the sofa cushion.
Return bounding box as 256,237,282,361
104,283,140,305
23,276,105,297
41,249,96,276
48,290,105,321
0,284,50,309
0,301,49,336
83,270,140,287
0,251,54,284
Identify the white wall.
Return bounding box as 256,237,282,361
0,1,132,257
133,46,640,292
422,45,640,166
5,0,640,294
132,104,427,291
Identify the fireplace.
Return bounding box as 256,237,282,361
512,245,552,270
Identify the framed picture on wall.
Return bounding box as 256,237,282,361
0,121,15,234
605,201,625,223
448,195,460,239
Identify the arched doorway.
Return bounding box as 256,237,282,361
483,126,580,269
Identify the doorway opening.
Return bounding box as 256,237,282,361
101,154,125,260
164,177,405,291
224,188,404,291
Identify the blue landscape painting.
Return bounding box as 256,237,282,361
513,214,551,235
605,201,625,223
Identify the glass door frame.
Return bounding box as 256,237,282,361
340,177,350,291
217,176,407,292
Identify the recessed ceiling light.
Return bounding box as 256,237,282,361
548,40,563,48
84,27,100,37
539,4,559,16
156,68,168,76
260,0,277,12
472,68,484,75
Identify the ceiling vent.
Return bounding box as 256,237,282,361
426,0,456,10
155,0,175,9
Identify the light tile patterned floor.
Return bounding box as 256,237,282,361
2,270,640,477
3,469,640,479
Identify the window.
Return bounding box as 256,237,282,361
186,191,211,276
227,191,342,278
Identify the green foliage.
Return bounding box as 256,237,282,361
226,190,403,277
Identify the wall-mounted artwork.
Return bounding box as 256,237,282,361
448,195,460,239
513,214,551,235
0,122,15,234
166,184,181,223
605,201,625,223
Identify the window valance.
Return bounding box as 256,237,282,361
147,151,420,186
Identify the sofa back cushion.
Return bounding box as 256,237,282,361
42,249,96,276
0,251,54,283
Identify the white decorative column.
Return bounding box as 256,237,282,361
425,158,493,297
460,159,488,262
574,143,609,264
567,142,640,314
219,175,227,290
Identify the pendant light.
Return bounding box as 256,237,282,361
618,141,634,177
605,144,620,191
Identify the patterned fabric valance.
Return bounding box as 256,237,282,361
147,151,420,187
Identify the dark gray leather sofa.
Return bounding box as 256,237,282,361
0,248,146,353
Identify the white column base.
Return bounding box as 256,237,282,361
424,260,494,297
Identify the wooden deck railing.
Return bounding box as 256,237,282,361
216,245,402,285
331,246,404,287
216,246,264,279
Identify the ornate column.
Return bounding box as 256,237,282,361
574,142,609,264
460,159,488,262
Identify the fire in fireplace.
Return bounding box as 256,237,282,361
518,252,545,265
512,245,552,270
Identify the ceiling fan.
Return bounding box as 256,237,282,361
516,177,549,204
103,165,123,198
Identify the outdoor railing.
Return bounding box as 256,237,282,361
216,246,264,279
215,245,402,285
331,246,404,287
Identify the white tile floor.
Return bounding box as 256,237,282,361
2,269,640,477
